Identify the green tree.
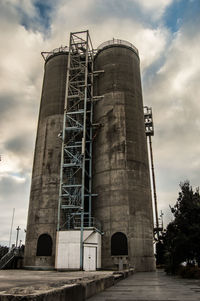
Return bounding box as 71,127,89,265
164,181,200,273
155,240,165,265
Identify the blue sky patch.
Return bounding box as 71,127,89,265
164,0,200,32
18,0,54,32
34,0,52,29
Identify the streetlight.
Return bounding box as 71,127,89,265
16,226,21,248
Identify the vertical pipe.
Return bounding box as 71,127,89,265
9,208,15,250
149,135,159,238
57,36,71,231
80,31,89,270
89,47,94,227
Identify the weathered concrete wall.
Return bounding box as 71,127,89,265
24,53,68,268
93,44,155,271
25,41,155,271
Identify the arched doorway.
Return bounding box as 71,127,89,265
36,233,52,256
111,232,128,256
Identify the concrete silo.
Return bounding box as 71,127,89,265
24,49,68,269
92,40,155,271
24,31,155,272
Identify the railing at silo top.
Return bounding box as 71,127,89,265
97,39,139,55
41,46,68,61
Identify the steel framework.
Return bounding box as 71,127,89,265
144,106,161,239
57,30,101,269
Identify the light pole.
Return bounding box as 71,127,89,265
16,226,21,248
9,208,15,250
160,210,164,230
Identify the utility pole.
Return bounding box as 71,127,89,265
16,226,21,248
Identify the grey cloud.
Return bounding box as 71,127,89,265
0,94,15,117
5,135,34,156
0,2,21,26
142,18,200,224
90,0,142,23
0,175,30,245
0,175,30,202
0,0,199,242
1,0,51,34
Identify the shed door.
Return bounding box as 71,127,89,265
84,246,96,271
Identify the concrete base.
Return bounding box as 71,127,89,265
0,269,134,301
24,266,55,271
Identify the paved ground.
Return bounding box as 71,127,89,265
0,269,114,294
88,270,200,300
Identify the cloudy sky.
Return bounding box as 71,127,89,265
0,0,200,246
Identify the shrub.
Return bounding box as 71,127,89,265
178,266,200,279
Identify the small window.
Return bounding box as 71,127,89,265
36,234,52,256
111,232,128,256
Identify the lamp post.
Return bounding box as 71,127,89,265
9,208,15,250
16,226,21,248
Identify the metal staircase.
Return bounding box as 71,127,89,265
57,30,104,269
57,31,96,269
57,31,94,233
0,247,19,270
144,106,161,240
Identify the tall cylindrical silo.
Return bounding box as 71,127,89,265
93,40,155,271
24,50,68,268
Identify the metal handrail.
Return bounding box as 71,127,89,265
41,46,68,61
66,216,101,232
0,247,19,269
97,39,139,55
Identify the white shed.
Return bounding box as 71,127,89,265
55,229,101,271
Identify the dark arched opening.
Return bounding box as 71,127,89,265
111,232,128,256
36,234,52,256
